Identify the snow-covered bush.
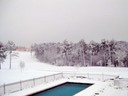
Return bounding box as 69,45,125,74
19,61,25,72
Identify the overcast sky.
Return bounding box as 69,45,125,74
0,0,128,47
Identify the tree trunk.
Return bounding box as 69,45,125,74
90,54,92,66
9,52,11,69
103,53,106,66
65,53,68,65
83,53,86,66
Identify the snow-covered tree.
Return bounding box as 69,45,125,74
32,39,128,67
19,61,25,72
78,39,88,66
6,41,16,69
0,42,7,69
89,41,101,66
62,40,72,65
100,39,109,66
123,52,128,67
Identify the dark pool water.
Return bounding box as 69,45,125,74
30,82,92,96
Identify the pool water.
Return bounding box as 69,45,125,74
30,82,92,96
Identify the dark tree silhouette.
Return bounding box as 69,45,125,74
100,39,109,66
6,41,16,69
0,42,7,69
123,53,128,67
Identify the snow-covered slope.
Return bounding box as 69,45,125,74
0,51,58,85
0,51,128,85
2,51,56,70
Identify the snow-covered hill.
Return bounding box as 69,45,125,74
0,51,128,85
0,51,58,85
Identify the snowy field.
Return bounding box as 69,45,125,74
0,51,59,85
0,51,128,96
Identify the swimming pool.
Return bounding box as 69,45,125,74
29,82,92,96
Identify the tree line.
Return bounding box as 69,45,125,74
1,39,128,69
32,39,128,67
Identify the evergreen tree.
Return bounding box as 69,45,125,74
0,42,7,69
6,41,16,69
123,52,128,67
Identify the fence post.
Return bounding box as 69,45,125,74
44,76,46,83
20,81,22,90
54,74,55,81
3,84,5,95
33,78,35,86
87,73,89,79
102,73,104,81
61,72,63,78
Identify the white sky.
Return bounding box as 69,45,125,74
0,0,128,46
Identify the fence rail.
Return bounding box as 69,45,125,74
0,72,117,96
62,73,118,81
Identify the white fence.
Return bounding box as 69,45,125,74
0,72,118,96
0,73,63,96
63,73,118,81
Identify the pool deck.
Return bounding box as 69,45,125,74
3,78,109,96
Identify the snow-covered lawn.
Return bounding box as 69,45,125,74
0,51,128,96
0,51,59,85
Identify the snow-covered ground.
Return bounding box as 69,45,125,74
0,51,59,85
3,78,128,96
0,51,128,96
